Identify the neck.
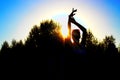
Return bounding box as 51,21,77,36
73,40,79,46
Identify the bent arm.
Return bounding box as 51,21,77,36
67,18,71,41
67,8,77,41
72,21,87,46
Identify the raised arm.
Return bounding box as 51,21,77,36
67,8,77,41
67,16,71,41
70,17,87,46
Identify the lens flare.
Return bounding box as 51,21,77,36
61,26,69,38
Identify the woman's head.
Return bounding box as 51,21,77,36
72,29,80,43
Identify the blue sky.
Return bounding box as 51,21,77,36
0,0,120,47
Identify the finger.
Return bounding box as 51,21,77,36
73,13,75,16
73,9,77,12
72,8,74,12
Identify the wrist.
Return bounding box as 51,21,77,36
71,20,77,24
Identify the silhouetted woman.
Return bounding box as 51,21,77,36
66,8,87,55
65,9,87,79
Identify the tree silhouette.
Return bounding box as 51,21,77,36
25,25,40,48
0,41,11,65
0,41,10,55
25,20,63,48
102,35,118,56
103,35,115,49
0,20,119,63
11,39,17,48
0,19,120,79
86,30,98,56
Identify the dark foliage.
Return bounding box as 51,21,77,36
0,20,120,79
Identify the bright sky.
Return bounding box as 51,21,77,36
0,0,120,47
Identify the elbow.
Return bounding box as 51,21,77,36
83,28,87,38
83,28,87,34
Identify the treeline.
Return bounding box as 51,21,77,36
0,20,120,78
0,20,120,64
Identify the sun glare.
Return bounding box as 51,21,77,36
61,26,68,38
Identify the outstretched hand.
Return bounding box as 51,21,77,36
69,8,77,18
69,8,77,23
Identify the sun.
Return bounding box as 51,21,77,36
61,26,69,38
52,13,69,38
